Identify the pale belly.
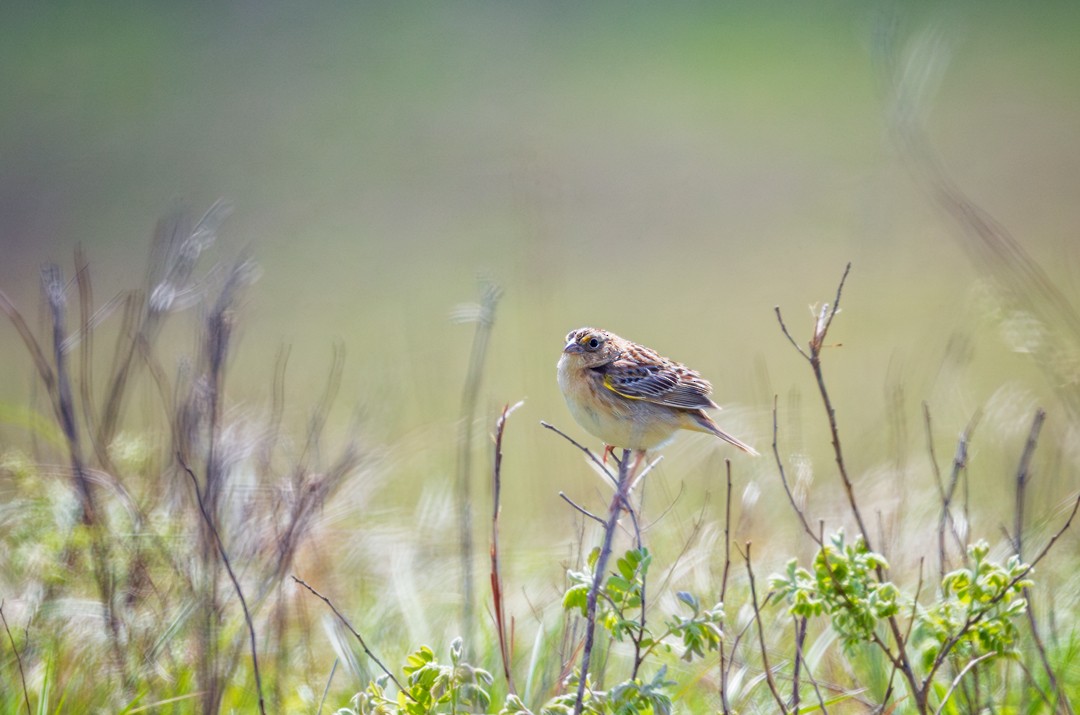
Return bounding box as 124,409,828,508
557,356,681,450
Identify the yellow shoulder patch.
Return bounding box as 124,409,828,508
602,374,643,400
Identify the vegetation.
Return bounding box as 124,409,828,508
0,209,1077,715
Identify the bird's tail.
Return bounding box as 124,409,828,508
689,410,759,456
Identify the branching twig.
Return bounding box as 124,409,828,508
291,576,412,698
0,600,31,715
573,448,633,715
179,453,266,715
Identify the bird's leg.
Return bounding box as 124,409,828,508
628,450,647,480
602,444,616,465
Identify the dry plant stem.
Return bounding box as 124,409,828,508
926,405,978,584
179,454,266,715
540,421,617,486
573,448,633,715
491,401,522,695
290,576,413,698
718,460,733,715
0,601,31,715
1009,409,1074,715
456,282,502,643
1013,409,1046,558
559,492,605,526
933,653,996,715
742,542,788,714
791,616,807,712
772,395,821,545
798,647,829,715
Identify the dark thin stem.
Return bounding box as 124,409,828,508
772,395,820,545
0,601,31,715
291,576,412,699
492,401,521,695
798,645,829,715
742,542,787,714
179,454,266,715
1008,409,1073,715
573,449,633,715
719,460,733,715
540,421,617,487
1013,409,1046,559
791,616,807,711
559,492,606,526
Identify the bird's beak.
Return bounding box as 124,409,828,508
563,340,584,354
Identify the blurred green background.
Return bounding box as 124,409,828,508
1,0,1079,691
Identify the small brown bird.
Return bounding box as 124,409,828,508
557,327,758,468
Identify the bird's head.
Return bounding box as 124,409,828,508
563,327,620,368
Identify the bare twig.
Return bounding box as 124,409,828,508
719,460,733,715
291,576,411,698
791,616,807,712
1013,409,1047,558
573,448,633,715
492,400,523,694
0,601,31,715
772,395,820,545
179,453,266,715
559,492,606,527
742,542,787,714
540,421,617,486
934,653,996,715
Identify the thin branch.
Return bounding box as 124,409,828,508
540,421,617,486
291,576,411,698
573,448,633,715
772,395,820,545
742,542,788,714
559,492,606,526
1013,409,1047,559
719,459,733,715
933,653,996,715
797,644,829,715
774,306,811,362
179,453,266,715
0,601,31,715
791,616,807,712
492,401,523,695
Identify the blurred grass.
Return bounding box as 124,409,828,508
1,1,1079,711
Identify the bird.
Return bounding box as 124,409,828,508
557,327,758,471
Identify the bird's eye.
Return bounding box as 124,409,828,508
588,338,600,348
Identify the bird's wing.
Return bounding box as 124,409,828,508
601,356,716,410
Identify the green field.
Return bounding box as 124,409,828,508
1,2,1079,712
